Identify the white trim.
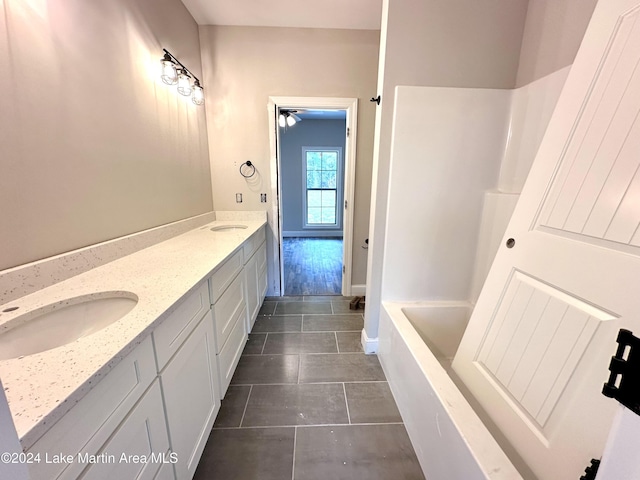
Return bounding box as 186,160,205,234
268,96,358,297
351,284,366,296
360,328,378,354
302,146,343,229
283,231,343,238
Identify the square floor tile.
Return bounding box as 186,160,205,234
294,424,424,479
267,295,304,302
275,302,332,315
252,315,302,333
194,427,295,480
244,333,267,354
242,384,348,427
231,354,299,385
263,332,338,354
344,382,402,424
303,314,363,332
299,353,385,383
331,300,356,314
336,332,363,353
214,385,251,428
304,296,340,302
258,301,277,316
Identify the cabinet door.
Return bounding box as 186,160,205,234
80,380,171,480
160,312,220,480
245,251,259,332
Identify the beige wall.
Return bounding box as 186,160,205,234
199,26,379,290
0,0,212,271
516,0,599,87
364,0,530,340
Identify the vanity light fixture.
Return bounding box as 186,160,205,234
160,49,204,106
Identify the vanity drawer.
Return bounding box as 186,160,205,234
27,337,157,480
209,249,243,304
213,272,246,353
218,310,247,396
242,227,266,265
153,282,210,370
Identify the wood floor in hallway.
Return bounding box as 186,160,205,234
283,237,343,296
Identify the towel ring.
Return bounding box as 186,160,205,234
239,161,256,178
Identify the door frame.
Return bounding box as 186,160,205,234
267,96,358,296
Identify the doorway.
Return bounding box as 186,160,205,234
268,97,358,297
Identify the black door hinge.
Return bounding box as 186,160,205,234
602,329,640,415
580,459,600,480
370,95,381,105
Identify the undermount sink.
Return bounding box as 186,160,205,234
0,292,138,361
210,225,248,232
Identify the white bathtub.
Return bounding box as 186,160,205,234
379,302,525,480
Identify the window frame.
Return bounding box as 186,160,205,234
302,146,343,229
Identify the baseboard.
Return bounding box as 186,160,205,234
351,284,366,296
282,231,343,238
361,328,379,354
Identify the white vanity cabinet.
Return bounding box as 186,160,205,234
26,337,159,480
157,311,220,480
78,380,170,480
209,250,248,397
152,280,220,480
244,230,267,331
18,221,268,480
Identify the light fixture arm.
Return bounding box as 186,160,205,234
162,48,202,86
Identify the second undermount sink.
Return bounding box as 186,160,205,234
210,225,248,232
0,292,138,361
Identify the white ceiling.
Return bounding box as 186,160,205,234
181,0,382,30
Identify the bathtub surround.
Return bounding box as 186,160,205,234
381,87,511,303
364,0,598,355
0,0,212,272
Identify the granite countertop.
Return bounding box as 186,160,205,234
0,217,266,449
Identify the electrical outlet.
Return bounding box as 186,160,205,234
260,193,267,203
236,193,243,203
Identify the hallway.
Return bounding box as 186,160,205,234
193,296,424,479
283,238,343,296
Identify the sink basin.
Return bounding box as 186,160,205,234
210,225,248,232
0,292,138,360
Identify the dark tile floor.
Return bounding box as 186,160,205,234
194,296,425,480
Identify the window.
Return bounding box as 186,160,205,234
303,147,342,227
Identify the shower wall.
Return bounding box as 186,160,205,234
381,86,511,301
381,67,571,304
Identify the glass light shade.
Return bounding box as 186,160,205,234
161,59,178,85
278,113,286,128
286,114,297,127
192,83,204,105
177,70,192,96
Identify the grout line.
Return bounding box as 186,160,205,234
334,331,340,353
291,426,297,480
342,383,352,425
297,355,301,384
260,334,268,355
212,421,405,431
230,380,388,387
238,385,253,428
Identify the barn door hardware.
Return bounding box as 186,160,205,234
602,329,640,416
579,459,600,480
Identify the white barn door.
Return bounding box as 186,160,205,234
452,1,640,479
